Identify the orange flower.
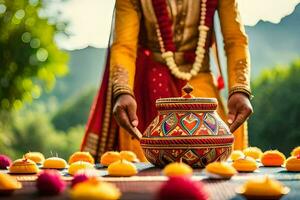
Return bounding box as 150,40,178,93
261,150,286,167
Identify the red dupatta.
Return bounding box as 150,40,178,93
81,0,222,161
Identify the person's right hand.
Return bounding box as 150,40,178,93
113,94,140,139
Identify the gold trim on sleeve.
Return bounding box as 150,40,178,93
229,86,253,100
112,66,135,101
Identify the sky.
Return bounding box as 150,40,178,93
52,0,300,50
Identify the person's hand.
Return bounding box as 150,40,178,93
227,92,253,132
113,94,141,139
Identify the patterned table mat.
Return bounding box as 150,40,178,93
2,162,300,182
1,163,300,200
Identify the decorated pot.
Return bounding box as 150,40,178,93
140,84,234,168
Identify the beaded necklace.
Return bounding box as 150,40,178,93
152,0,209,80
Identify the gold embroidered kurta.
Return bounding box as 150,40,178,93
111,0,250,93
109,0,251,160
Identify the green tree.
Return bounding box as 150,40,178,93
0,108,84,159
51,88,96,131
0,0,68,110
249,59,300,155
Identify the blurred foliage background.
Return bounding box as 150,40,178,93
0,0,80,159
0,0,68,110
249,60,300,155
0,0,299,160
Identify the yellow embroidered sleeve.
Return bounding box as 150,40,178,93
218,0,251,97
110,0,140,90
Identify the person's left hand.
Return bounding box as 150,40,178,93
227,92,253,132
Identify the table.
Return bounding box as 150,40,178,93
1,163,300,200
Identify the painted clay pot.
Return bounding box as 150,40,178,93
140,84,233,168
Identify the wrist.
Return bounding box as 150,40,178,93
113,84,135,102
228,86,253,100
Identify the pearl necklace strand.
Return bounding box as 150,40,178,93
155,0,209,80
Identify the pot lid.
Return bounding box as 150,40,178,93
156,84,217,111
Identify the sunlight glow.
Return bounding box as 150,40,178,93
53,0,300,50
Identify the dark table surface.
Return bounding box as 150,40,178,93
1,163,300,200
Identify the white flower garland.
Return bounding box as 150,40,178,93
156,0,209,80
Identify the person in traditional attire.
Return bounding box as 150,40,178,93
81,0,253,162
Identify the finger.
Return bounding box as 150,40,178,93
126,101,138,127
113,105,130,128
227,108,237,125
114,106,141,140
229,110,249,132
